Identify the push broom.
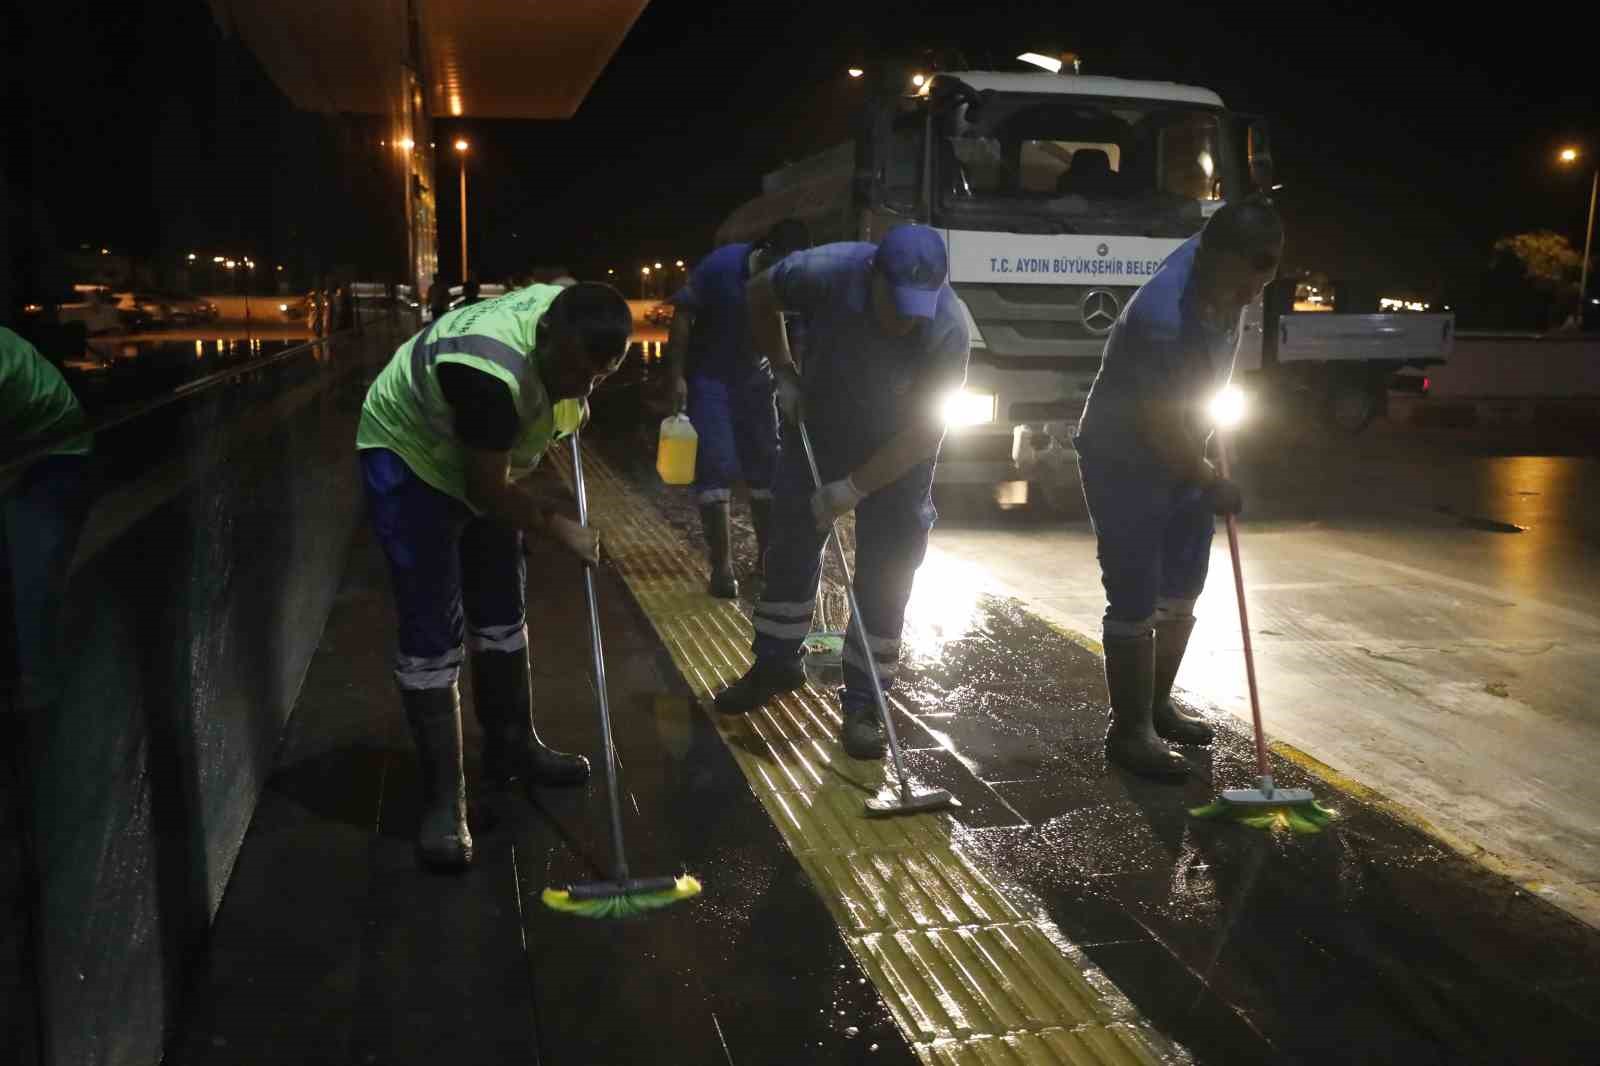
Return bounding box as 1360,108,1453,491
542,434,702,916
797,420,958,818
1190,387,1336,834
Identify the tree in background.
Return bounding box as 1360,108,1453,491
1492,231,1585,329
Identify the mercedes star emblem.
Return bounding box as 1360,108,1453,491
1080,289,1121,335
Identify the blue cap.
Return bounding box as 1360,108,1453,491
875,225,947,319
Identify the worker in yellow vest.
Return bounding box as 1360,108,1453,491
3,326,94,721
356,282,631,870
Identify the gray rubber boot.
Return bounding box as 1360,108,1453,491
839,699,887,760
714,656,805,715
1103,633,1189,780
1151,616,1214,746
701,501,739,598
401,685,474,870
472,647,590,788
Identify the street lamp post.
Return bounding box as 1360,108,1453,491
455,139,471,284
1560,147,1597,326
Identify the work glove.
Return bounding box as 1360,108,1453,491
548,513,601,566
773,364,804,425
811,476,866,531
1208,476,1244,517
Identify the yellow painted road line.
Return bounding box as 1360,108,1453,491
562,446,1187,1066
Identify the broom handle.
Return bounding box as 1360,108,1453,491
571,434,631,882
1216,434,1271,785
797,420,914,802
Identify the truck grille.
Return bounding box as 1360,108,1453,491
1009,401,1078,422
955,282,1139,355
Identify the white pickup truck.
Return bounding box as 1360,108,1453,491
1241,287,1454,434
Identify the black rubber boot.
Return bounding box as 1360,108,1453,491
701,501,739,598
839,700,887,760
401,685,474,870
1152,616,1214,746
1103,633,1189,780
714,656,805,715
472,647,591,788
748,496,772,573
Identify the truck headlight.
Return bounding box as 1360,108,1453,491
942,389,996,428
1208,384,1247,429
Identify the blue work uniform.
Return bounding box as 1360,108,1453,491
751,243,970,708
1074,236,1240,637
669,243,779,506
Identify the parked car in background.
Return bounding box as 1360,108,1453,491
158,292,219,324
58,286,123,335
445,283,506,312
279,294,309,322
111,291,175,331
644,301,674,327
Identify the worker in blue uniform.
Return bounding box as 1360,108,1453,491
661,219,810,597
1074,198,1283,779
713,226,971,759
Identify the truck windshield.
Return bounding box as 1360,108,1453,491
934,94,1235,235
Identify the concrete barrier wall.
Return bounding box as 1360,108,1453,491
1427,334,1600,398
6,319,407,1065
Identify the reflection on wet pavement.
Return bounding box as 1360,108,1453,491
613,435,1600,1064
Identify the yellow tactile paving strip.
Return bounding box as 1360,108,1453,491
560,445,1184,1066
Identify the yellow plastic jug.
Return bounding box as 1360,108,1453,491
656,414,698,485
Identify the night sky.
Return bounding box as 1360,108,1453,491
6,0,1595,299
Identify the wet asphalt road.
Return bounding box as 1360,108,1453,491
929,417,1600,929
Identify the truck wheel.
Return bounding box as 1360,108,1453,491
1324,378,1381,435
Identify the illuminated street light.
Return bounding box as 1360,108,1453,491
399,137,415,151
186,253,197,261
675,259,685,268
213,256,224,263
454,139,469,153
641,266,651,274
847,67,864,78
654,261,663,269
911,73,926,88
100,248,109,255
1557,147,1596,326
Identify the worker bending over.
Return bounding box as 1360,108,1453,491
662,219,810,597
715,226,970,759
356,282,632,868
